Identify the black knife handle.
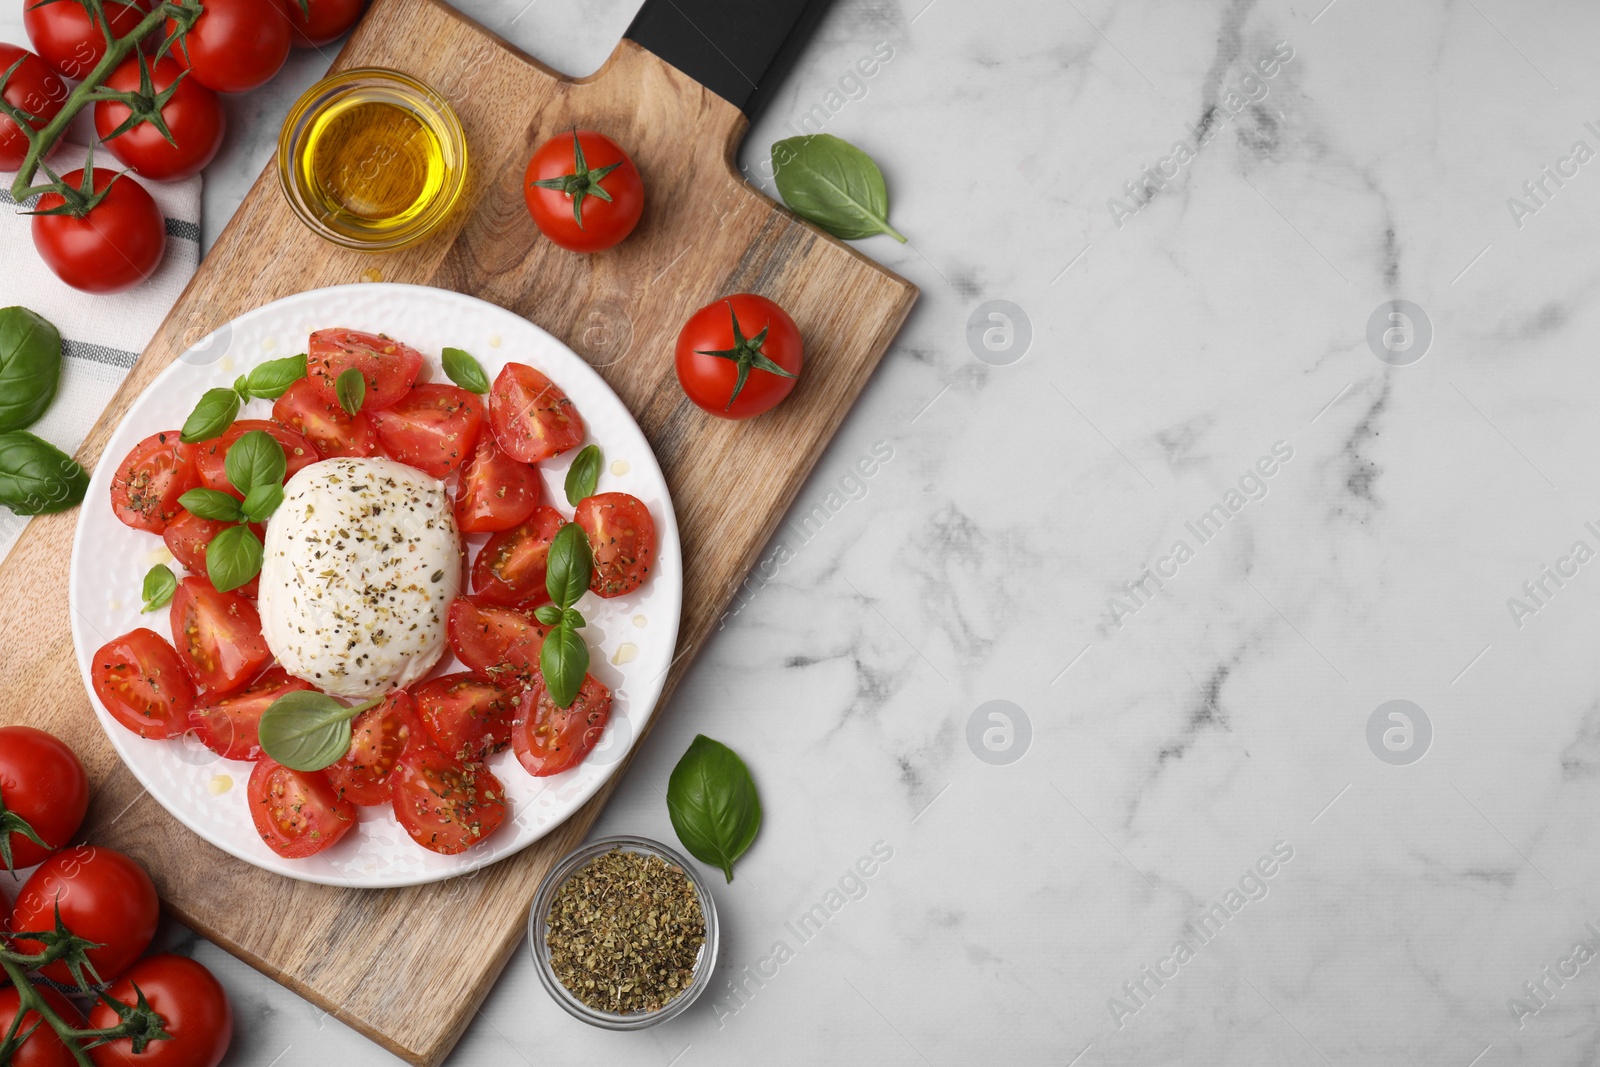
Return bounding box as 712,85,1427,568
624,0,835,122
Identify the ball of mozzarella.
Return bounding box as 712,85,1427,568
258,457,461,698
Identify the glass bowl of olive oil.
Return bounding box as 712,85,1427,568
278,68,467,252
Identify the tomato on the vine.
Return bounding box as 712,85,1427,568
0,984,83,1067
0,726,88,871
674,294,803,419
92,628,196,739
10,845,159,985
88,955,233,1067
169,0,290,93
32,169,165,294
95,55,226,182
0,44,66,171
271,0,366,48
248,759,356,858
25,0,149,80
511,672,612,777
390,746,505,855
523,129,644,253
573,492,655,597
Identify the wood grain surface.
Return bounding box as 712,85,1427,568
0,0,916,1062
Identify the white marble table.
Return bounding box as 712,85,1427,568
11,0,1600,1063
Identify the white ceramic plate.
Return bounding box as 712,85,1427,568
68,284,682,888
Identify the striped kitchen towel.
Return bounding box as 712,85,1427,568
0,140,202,562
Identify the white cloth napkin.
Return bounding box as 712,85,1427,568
0,140,202,561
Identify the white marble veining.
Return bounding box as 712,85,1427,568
9,0,1600,1063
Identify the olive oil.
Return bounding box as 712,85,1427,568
278,70,467,251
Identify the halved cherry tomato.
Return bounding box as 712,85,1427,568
190,667,314,761
454,430,541,533
574,492,656,597
92,628,196,739
169,0,289,93
248,759,356,859
87,954,232,1067
323,690,423,806
10,845,158,984
163,511,263,598
0,44,66,171
412,672,517,762
169,577,270,697
193,420,316,499
390,746,505,855
26,0,150,80
0,983,82,1067
369,383,483,477
271,377,379,459
488,363,584,463
0,726,88,871
110,430,198,533
523,129,644,254
445,597,546,690
307,329,422,412
511,672,612,777
469,505,565,608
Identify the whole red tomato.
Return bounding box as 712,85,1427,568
10,845,159,985
0,726,87,871
169,0,290,93
0,44,67,172
271,0,366,47
32,169,166,294
523,130,644,253
0,984,84,1067
88,955,233,1067
674,294,803,418
25,0,151,80
95,56,226,182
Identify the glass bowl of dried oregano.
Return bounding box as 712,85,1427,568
529,835,720,1029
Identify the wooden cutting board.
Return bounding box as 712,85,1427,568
0,0,916,1061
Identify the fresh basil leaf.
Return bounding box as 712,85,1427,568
539,623,589,708
544,521,592,610
141,564,176,613
177,488,243,522
0,431,87,515
233,374,250,400
666,735,762,883
563,444,602,507
258,690,382,771
0,307,62,433
442,347,490,394
181,387,241,444
240,482,284,524
533,604,563,627
562,607,585,631
206,523,262,593
335,367,365,416
771,134,906,243
245,354,307,400
224,429,286,495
